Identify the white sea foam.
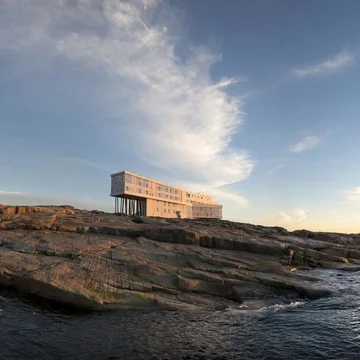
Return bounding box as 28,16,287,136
226,301,305,313
260,301,305,312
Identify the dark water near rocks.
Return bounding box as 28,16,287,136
1,270,360,360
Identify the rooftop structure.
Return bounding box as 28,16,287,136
110,170,222,219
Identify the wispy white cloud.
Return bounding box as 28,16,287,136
0,0,254,191
290,136,321,153
278,211,293,224
55,156,115,173
0,190,23,196
278,207,309,225
345,187,360,201
292,207,309,222
291,51,355,77
0,0,255,216
264,164,284,176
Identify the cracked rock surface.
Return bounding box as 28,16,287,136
1,204,359,310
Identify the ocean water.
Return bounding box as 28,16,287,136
1,270,359,360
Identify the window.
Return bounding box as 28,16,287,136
125,174,133,183
138,189,142,193
126,186,129,191
146,190,148,195
170,195,172,200
168,209,170,213
157,208,159,212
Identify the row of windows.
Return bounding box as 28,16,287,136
186,200,215,205
125,174,148,187
156,208,178,214
193,208,221,212
186,192,207,200
125,186,180,200
157,201,180,207
125,175,179,192
155,183,180,195
136,179,149,187
125,186,155,196
158,193,179,201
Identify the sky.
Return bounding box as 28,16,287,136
1,0,360,233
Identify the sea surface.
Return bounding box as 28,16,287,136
1,269,360,360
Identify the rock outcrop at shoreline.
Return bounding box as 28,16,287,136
0,204,359,310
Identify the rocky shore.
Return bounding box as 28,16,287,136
1,204,359,310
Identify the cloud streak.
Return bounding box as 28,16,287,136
290,135,321,153
291,51,355,77
0,190,22,196
264,164,284,176
55,156,115,173
346,187,360,201
0,0,254,191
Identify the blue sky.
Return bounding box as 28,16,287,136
1,0,360,232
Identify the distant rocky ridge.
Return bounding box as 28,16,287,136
0,204,359,310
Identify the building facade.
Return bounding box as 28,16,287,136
110,170,222,219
